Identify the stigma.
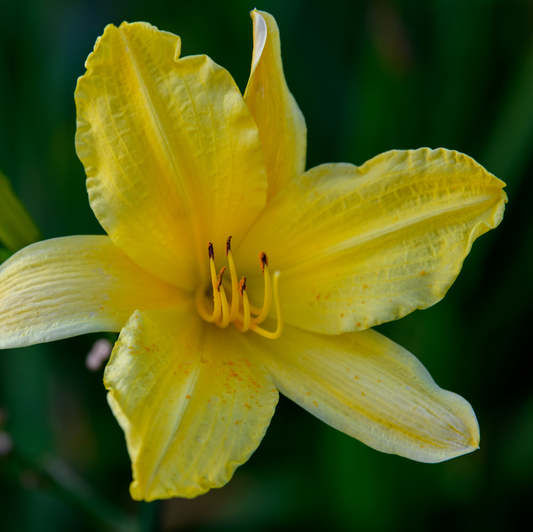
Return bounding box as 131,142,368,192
194,237,283,339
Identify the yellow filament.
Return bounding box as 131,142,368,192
252,264,272,325
194,256,221,323
248,302,262,316
217,285,230,328
240,290,251,333
226,250,240,322
249,272,283,339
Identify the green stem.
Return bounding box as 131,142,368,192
3,447,137,532
0,169,41,253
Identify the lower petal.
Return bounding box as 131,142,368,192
0,236,185,348
104,306,278,501
249,323,479,463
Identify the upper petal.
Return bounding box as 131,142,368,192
0,235,185,348
241,149,507,334
104,306,278,501
250,323,479,463
75,22,267,289
244,10,307,199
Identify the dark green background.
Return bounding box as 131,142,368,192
1,0,531,530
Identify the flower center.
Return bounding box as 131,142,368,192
194,236,283,339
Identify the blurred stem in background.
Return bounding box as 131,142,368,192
1,445,132,532
0,169,41,261
0,434,157,532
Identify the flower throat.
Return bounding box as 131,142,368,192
194,236,283,339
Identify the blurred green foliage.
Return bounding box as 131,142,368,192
0,169,41,254
0,0,531,530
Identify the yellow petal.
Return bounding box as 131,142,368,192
250,323,479,462
0,236,185,348
0,169,41,252
241,149,506,334
76,22,267,289
244,10,307,199
105,306,278,501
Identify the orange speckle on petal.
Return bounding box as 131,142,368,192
313,401,318,407
357,322,361,327
420,271,426,276
235,420,242,425
186,395,191,399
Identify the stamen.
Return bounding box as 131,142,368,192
249,271,283,339
259,252,269,272
238,277,251,333
216,267,226,292
248,301,262,316
215,267,231,328
225,236,240,322
252,252,271,325
196,239,283,340
218,289,230,328
194,243,222,323
238,276,246,297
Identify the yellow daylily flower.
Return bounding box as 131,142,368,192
0,10,506,501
